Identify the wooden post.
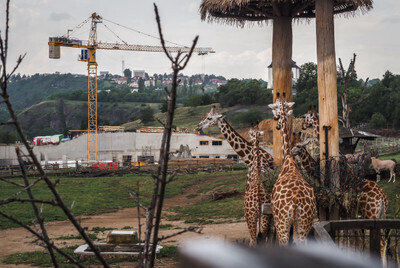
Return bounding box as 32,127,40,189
272,14,293,166
315,0,340,192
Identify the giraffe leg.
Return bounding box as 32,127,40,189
259,188,271,243
245,211,258,246
273,216,291,247
244,193,259,246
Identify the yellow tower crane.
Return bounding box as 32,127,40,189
48,12,215,162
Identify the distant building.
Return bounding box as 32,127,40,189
133,70,146,79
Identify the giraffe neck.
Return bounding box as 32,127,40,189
298,148,317,170
248,136,261,187
217,118,251,163
280,116,292,161
314,117,320,141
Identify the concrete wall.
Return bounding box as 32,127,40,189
0,132,244,165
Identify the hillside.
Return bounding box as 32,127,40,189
16,100,161,138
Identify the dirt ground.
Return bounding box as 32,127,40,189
0,176,248,267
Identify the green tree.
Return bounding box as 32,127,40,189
215,79,271,107
369,112,387,129
293,62,318,116
124,68,132,84
140,106,154,124
138,78,145,93
228,108,264,128
0,129,18,144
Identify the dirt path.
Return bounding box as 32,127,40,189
0,175,248,266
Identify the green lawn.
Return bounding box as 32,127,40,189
0,170,247,229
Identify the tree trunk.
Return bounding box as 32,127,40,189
316,0,340,196
272,15,293,166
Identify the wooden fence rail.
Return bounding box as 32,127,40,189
312,219,400,267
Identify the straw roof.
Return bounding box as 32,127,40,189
200,0,373,27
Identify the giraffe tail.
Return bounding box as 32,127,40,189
377,199,385,219
292,203,301,244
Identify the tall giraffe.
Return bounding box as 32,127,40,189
244,124,271,246
291,134,388,220
302,106,319,141
268,96,316,246
196,107,273,242
195,106,274,171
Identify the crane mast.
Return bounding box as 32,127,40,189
48,12,215,162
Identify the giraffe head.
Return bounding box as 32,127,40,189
195,106,224,131
248,123,262,145
291,138,311,157
268,96,294,130
290,131,302,149
302,105,318,130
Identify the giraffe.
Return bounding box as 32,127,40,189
268,95,316,246
291,133,388,220
244,124,271,246
196,107,273,242
302,106,319,141
291,133,319,182
195,106,274,171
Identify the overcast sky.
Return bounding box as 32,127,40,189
1,0,399,81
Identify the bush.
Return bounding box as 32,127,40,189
184,94,213,107
140,106,154,124
370,112,387,128
228,108,264,128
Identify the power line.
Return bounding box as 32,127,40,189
102,18,188,48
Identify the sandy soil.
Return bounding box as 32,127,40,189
0,176,248,267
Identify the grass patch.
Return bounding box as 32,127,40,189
2,245,137,267
158,245,178,258
91,226,115,233
167,196,244,223
186,193,198,199
377,180,400,218
0,171,244,229
55,233,98,241
159,224,174,229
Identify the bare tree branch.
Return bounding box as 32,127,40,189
0,210,84,268
155,117,166,128
0,1,109,266
0,177,25,187
16,146,58,266
0,198,58,206
158,226,203,241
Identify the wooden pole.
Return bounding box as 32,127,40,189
272,15,293,166
316,0,340,220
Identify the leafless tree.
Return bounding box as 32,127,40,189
0,1,108,267
138,4,202,267
338,53,369,129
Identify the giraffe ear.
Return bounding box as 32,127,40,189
268,103,278,110
272,110,278,118
286,102,295,108
299,139,311,147
287,110,293,117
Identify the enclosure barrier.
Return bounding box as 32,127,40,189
312,219,400,267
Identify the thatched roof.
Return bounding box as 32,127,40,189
200,0,373,27
339,128,377,140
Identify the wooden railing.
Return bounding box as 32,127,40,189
312,219,400,267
